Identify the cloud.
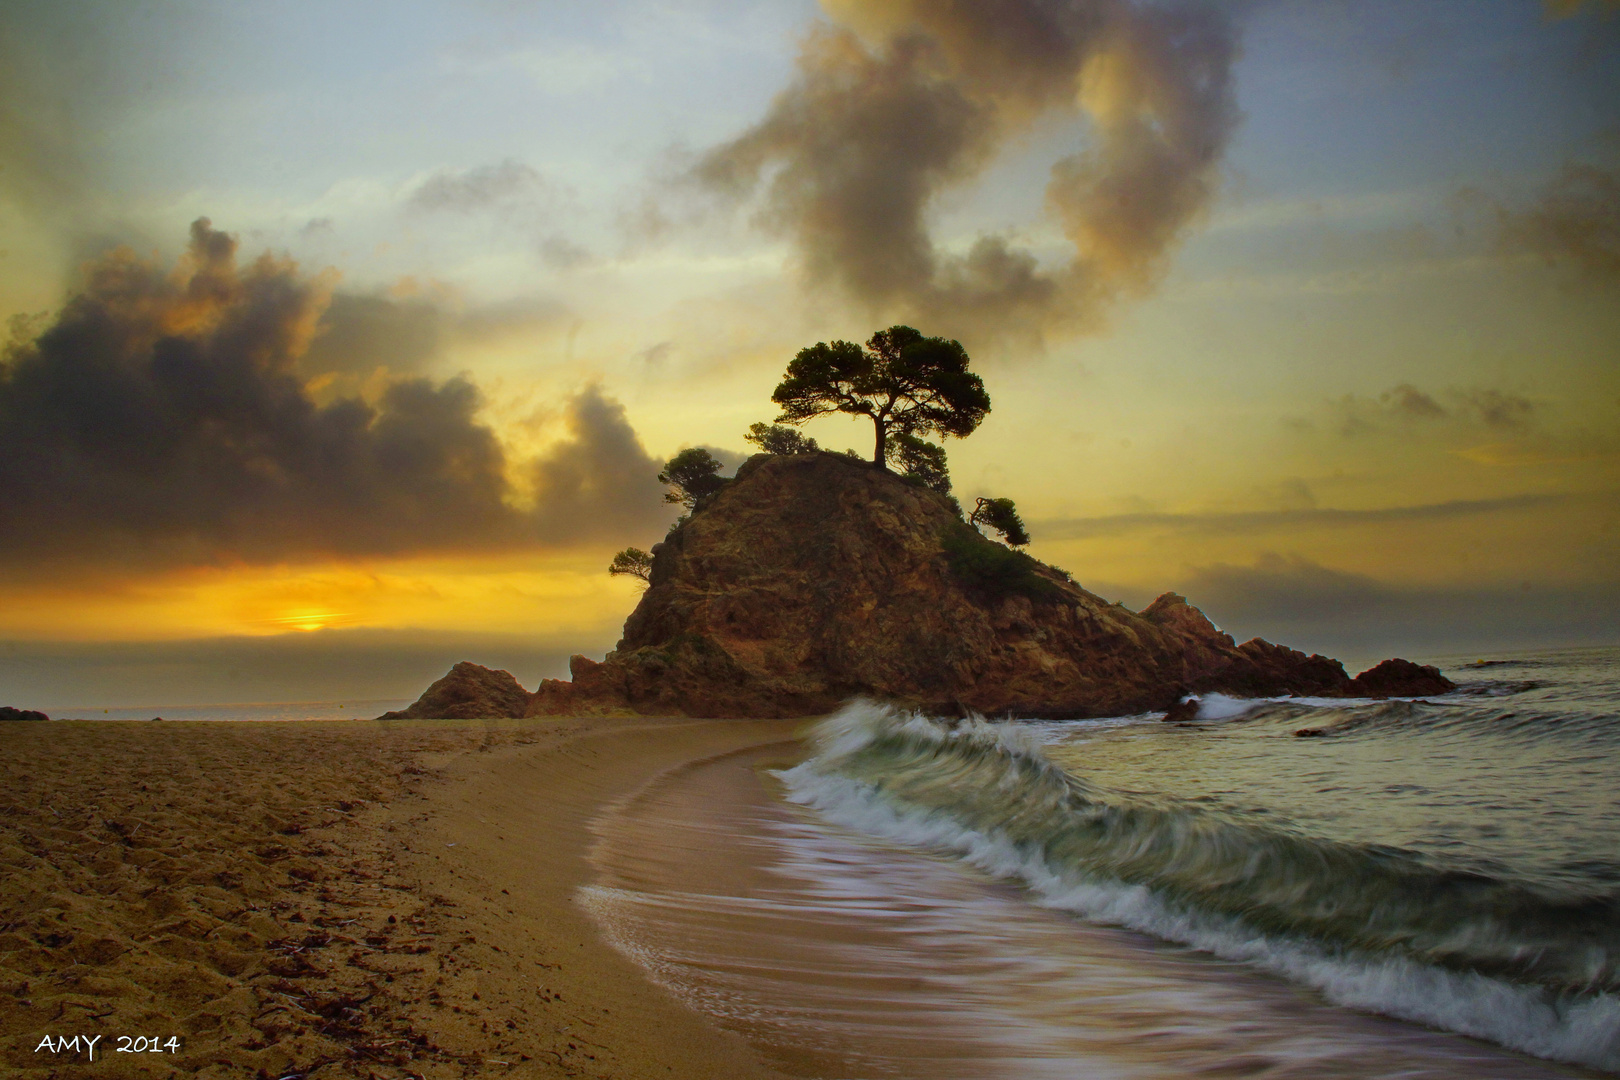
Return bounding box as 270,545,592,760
300,288,571,378
527,390,672,542
1327,383,1537,439
1492,163,1620,285
1175,552,1620,659
1036,493,1571,541
695,445,752,474
1459,388,1534,430
1382,383,1446,419
686,0,1240,345
1315,382,1613,469
301,292,447,376
1180,552,1393,625
407,159,557,215
536,233,593,270
407,159,595,269
0,220,670,578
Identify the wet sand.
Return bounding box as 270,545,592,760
0,715,804,1079
584,739,1600,1080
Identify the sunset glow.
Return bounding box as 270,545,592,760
1,0,1615,704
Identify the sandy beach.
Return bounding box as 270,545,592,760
0,716,806,1079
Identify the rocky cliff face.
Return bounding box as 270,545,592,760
386,452,1451,720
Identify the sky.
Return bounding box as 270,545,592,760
1,0,1617,707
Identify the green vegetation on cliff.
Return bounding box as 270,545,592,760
938,521,1062,602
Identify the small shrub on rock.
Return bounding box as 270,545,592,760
939,522,1063,602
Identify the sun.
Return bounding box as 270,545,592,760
267,611,351,633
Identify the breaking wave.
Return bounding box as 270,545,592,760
778,700,1620,1072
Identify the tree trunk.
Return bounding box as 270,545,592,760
872,420,887,468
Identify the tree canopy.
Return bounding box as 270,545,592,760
608,547,653,583
890,432,951,494
771,326,989,467
743,422,819,456
658,448,727,510
970,497,1030,547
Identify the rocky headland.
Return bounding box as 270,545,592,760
385,452,1452,721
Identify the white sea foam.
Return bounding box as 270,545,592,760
779,701,1620,1073
1189,691,1377,720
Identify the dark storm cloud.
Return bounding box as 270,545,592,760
302,293,447,375
0,220,669,577
528,389,673,542
689,0,1240,343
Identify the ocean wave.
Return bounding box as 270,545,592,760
779,699,1620,1072
1174,692,1620,749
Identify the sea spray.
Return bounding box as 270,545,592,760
779,699,1620,1072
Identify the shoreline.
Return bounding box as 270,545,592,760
0,716,805,1078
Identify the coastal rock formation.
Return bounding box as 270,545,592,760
0,706,48,722
1346,658,1453,697
389,452,1454,720
379,661,530,720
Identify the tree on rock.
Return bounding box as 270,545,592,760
771,326,989,467
890,432,951,494
658,448,727,509
608,547,653,583
743,422,819,456
970,497,1030,547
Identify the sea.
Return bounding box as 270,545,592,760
584,645,1620,1078
41,700,412,722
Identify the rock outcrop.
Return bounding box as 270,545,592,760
1346,658,1453,697
378,661,530,720
387,452,1454,720
0,706,48,722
